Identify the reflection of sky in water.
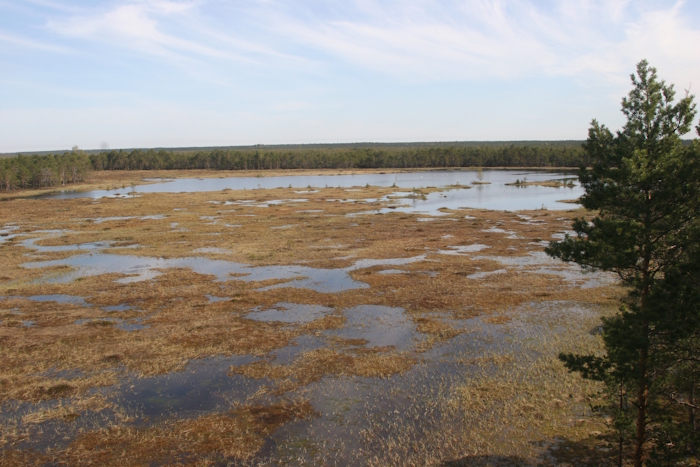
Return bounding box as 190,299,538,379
438,244,490,255
103,304,132,312
328,305,418,351
5,300,610,461
467,269,508,279
0,225,20,244
20,235,113,253
22,253,427,292
377,269,408,275
377,184,579,214
473,251,617,288
40,170,581,211
20,233,139,253
193,247,231,255
78,214,166,224
206,295,229,303
246,302,334,324
0,294,90,307
268,301,604,464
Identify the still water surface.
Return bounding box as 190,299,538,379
46,169,582,211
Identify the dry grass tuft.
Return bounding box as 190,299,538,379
415,317,462,339
231,348,416,393
483,315,512,325
21,395,116,425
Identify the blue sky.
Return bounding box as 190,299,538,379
1,0,699,152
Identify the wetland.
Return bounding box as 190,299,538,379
0,168,620,466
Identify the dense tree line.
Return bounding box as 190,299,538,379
1,143,588,191
549,61,700,466
0,152,91,191
88,144,587,170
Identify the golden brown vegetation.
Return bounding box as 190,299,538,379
0,171,621,465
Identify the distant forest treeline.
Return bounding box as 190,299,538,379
0,143,589,191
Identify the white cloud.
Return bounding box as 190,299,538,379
47,1,227,62
40,0,700,86
260,0,699,84
44,0,309,70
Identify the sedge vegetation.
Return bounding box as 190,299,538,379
1,182,620,465
548,60,700,466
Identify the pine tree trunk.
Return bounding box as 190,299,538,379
633,236,652,467
619,384,625,467
690,377,696,455
634,342,648,467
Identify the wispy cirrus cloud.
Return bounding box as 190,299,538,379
45,0,309,69
255,0,699,84
46,1,225,61
38,0,700,85
2,0,699,151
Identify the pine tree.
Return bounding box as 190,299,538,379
547,60,699,466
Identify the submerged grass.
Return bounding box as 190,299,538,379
0,172,621,465
230,347,416,394
3,401,315,467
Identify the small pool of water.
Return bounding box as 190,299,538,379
22,253,427,293
119,354,264,419
0,225,20,244
103,304,133,312
224,199,309,208
82,215,166,224
438,244,490,255
328,305,418,351
473,251,617,287
0,294,91,307
206,295,230,303
246,302,334,324
193,247,231,255
20,236,114,253
467,269,508,279
377,269,408,275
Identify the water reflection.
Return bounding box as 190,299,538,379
247,302,334,324
22,253,427,292
328,305,418,351
41,170,582,211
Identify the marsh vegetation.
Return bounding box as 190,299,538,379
0,169,623,466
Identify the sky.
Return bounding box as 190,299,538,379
1,0,699,152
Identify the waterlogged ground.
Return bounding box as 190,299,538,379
0,170,621,466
